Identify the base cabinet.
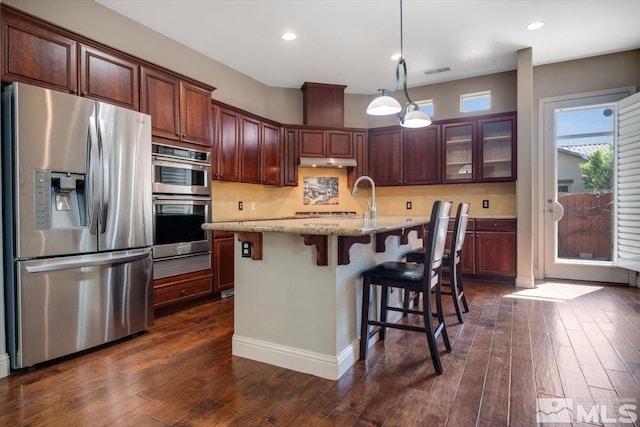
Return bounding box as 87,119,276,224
435,218,516,281
213,232,234,293
153,271,213,310
473,219,517,279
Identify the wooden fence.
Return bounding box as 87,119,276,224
557,192,612,261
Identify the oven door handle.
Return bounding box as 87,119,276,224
152,157,209,171
152,196,211,206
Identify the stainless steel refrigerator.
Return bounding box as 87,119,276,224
2,83,153,369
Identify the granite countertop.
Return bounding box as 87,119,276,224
202,216,430,237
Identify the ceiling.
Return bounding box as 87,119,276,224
96,0,640,95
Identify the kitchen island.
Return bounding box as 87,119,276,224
202,216,428,380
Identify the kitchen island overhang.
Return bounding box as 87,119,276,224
202,216,429,380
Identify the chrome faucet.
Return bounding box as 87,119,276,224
351,176,376,219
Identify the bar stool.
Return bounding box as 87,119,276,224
404,202,470,323
359,201,452,374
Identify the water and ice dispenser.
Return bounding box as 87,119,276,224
34,170,87,230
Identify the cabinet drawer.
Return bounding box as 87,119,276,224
214,230,234,239
154,276,212,307
447,218,475,231
475,219,516,232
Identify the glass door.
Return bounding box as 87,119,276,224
480,118,514,180
542,91,631,283
443,123,474,182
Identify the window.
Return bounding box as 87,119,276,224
461,91,491,113
416,100,434,118
557,179,573,194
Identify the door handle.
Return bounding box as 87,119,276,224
87,115,100,235
25,249,151,273
97,117,109,234
546,199,565,222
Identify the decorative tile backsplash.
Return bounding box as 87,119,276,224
303,177,338,205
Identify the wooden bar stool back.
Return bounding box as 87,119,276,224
405,202,471,323
359,200,452,374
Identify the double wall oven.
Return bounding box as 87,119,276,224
152,143,212,279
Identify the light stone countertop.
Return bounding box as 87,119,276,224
202,215,430,237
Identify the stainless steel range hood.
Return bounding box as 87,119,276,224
298,157,357,168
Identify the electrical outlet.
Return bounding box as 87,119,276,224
241,241,252,258
483,199,489,209
238,201,243,210
406,201,412,210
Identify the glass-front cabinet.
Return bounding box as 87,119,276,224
479,117,515,181
443,122,475,182
442,113,516,183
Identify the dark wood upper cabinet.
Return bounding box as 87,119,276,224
217,107,241,182
327,130,353,158
1,9,77,93
299,128,354,159
141,66,212,147
368,128,403,186
180,81,212,145
442,112,516,183
283,128,299,187
79,44,139,110
442,121,476,183
140,66,181,140
299,129,326,157
403,126,441,185
240,115,262,184
301,82,346,127
215,104,285,186
262,122,282,186
478,114,516,182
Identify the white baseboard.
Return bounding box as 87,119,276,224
232,335,360,380
0,353,10,378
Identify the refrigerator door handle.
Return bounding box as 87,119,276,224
87,116,100,235
24,248,151,273
97,116,109,235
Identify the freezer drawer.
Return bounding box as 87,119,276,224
9,248,153,369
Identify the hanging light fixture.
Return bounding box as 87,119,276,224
366,0,431,128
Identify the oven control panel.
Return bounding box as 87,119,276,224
152,143,209,163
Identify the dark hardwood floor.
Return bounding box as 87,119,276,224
2,280,640,426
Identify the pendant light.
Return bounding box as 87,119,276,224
365,0,431,128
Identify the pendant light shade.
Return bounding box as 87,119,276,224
400,106,432,128
365,0,431,129
366,92,402,116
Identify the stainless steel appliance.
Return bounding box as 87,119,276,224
152,143,210,196
151,142,212,281
2,83,153,369
152,195,212,259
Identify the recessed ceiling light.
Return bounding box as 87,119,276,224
526,21,544,31
390,53,401,61
282,32,297,41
